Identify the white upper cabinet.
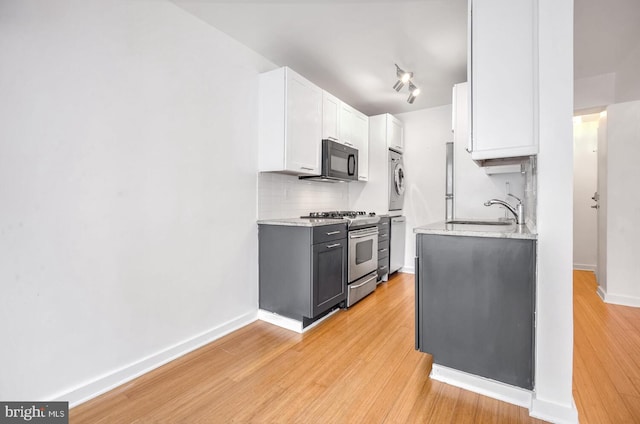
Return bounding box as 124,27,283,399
259,67,322,175
338,102,356,148
469,0,537,161
351,109,369,181
322,91,340,142
335,100,369,180
386,114,404,153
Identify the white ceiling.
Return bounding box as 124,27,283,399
574,0,640,79
173,0,640,116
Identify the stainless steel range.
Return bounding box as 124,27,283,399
302,211,380,307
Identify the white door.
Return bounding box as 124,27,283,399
573,114,599,272
387,115,404,152
285,70,322,174
339,103,355,147
597,113,608,288
322,91,340,142
352,111,369,181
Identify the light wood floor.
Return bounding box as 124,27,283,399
70,271,640,423
573,270,640,423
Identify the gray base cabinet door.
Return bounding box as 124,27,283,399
416,234,535,389
312,240,348,317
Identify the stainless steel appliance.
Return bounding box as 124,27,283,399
390,216,406,274
299,139,358,183
389,149,405,210
300,211,379,307
445,142,454,221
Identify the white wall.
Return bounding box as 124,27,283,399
572,118,599,271
0,0,275,404
396,106,451,271
574,73,616,112
530,0,577,421
601,101,640,306
615,44,640,103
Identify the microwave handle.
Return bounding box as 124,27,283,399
347,154,356,176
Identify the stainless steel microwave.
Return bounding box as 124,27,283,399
300,139,358,182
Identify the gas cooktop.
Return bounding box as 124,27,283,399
301,211,376,219
300,211,380,228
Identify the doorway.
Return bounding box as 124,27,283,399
572,113,600,273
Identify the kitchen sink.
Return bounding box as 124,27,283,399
446,219,513,226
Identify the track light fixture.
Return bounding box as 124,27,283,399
392,63,420,104
392,64,412,92
407,82,420,104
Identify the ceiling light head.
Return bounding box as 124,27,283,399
407,82,420,104
393,64,413,92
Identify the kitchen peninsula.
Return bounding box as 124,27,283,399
414,221,537,393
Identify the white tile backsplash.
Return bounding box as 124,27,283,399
258,173,349,220
523,156,537,227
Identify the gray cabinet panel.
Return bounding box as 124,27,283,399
312,240,347,317
259,225,312,319
312,223,347,244
377,259,389,279
378,239,389,259
377,216,391,282
416,234,535,389
259,224,347,325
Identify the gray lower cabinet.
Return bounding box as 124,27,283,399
377,216,390,281
259,223,348,326
415,234,536,389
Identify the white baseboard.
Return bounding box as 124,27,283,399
530,396,579,424
430,364,532,408
597,288,640,308
258,308,339,334
573,263,597,272
399,265,415,274
597,285,607,302
58,311,258,408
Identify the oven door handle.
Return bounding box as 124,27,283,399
349,228,378,239
349,233,376,239
350,274,377,289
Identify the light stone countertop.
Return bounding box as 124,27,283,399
257,218,346,227
413,220,537,240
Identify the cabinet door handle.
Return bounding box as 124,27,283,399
379,265,387,271
300,166,314,171
379,248,388,253
344,141,354,146
326,231,341,235
326,243,341,249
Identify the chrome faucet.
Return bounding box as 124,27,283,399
484,194,525,225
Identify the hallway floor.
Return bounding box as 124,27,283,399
573,270,640,423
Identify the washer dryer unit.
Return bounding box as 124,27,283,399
388,149,405,211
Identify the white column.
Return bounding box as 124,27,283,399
530,0,578,422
